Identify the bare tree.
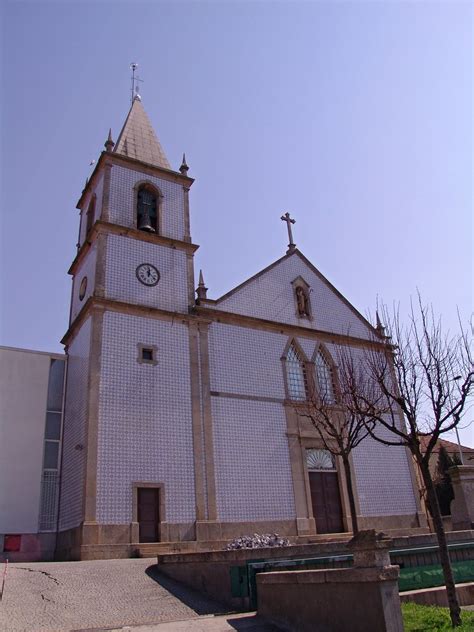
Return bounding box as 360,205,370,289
299,348,378,535
342,297,473,627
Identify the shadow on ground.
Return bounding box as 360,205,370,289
145,564,230,616
225,614,280,631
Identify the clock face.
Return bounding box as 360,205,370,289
79,276,88,301
136,263,160,287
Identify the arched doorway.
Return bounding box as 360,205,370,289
307,449,344,534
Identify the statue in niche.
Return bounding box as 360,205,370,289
296,285,311,318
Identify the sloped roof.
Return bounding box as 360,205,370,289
420,435,474,454
114,97,171,170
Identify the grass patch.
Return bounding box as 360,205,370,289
402,602,474,631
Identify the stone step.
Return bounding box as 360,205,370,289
136,533,356,557
136,540,229,557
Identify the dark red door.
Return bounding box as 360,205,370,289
309,471,344,534
137,488,160,543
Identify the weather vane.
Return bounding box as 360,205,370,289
130,62,144,103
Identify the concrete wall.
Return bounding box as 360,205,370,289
257,567,403,632
0,347,62,534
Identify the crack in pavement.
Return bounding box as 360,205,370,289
16,567,60,585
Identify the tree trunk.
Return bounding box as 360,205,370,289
342,455,359,534
419,459,461,626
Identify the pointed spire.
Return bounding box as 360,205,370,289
196,269,208,303
104,128,115,152
179,153,189,176
84,176,89,191
375,311,386,336
114,98,171,169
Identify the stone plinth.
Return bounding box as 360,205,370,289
257,530,403,632
449,466,474,531
347,528,392,567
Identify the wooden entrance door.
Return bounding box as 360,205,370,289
137,487,160,543
309,471,344,534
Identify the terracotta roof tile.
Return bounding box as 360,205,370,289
419,434,474,454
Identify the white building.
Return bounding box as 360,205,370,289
0,347,65,561
56,97,425,560
1,96,426,562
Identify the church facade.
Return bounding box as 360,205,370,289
56,97,425,560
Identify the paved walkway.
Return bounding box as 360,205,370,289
86,613,279,631
0,558,256,632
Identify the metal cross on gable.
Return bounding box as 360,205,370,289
281,212,296,253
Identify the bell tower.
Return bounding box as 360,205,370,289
68,94,196,324
57,94,199,559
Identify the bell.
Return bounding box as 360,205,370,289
138,208,155,233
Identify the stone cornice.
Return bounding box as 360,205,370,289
68,221,199,276
193,305,391,350
62,297,195,346
63,296,391,350
77,152,194,209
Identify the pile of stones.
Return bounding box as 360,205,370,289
226,533,290,550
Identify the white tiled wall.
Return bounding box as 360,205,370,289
352,422,417,516
104,234,189,313
319,342,418,516
212,397,295,521
59,318,91,530
217,254,373,339
109,165,186,241
96,312,195,524
208,324,287,398
70,243,97,323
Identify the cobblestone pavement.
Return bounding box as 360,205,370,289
0,559,229,632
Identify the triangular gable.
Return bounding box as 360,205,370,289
215,249,378,340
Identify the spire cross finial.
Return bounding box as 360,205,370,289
281,212,296,252
130,62,144,103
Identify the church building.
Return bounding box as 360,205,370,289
1,93,427,562
54,94,426,560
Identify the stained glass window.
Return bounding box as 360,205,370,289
315,350,335,403
286,343,308,400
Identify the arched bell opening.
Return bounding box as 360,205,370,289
135,183,161,234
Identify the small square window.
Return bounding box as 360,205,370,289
137,344,158,365
142,348,153,361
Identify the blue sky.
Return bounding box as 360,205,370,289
1,1,472,443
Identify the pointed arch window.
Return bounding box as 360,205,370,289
315,349,336,404
85,196,96,237
137,186,158,233
286,343,308,401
